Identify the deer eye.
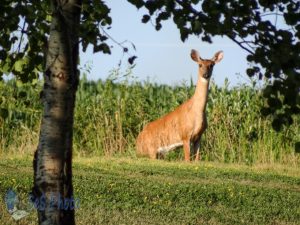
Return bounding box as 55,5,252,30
199,64,202,68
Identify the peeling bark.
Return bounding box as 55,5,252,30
32,1,82,224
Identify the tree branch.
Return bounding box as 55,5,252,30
18,20,26,53
261,13,283,17
228,35,255,55
174,0,199,15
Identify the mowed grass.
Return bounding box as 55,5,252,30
0,156,299,225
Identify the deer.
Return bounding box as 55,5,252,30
136,49,223,162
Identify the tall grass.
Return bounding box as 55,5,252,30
0,80,41,154
0,74,299,165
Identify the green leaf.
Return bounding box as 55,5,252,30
145,1,159,15
192,20,202,33
272,118,282,132
267,97,282,108
13,57,29,73
127,0,144,9
142,15,150,23
180,28,189,41
155,23,162,31
295,142,300,154
260,107,271,117
128,56,137,65
14,60,24,73
201,34,212,43
0,108,8,119
93,43,111,54
46,14,52,22
0,61,11,74
246,68,255,77
16,80,23,87
18,91,27,98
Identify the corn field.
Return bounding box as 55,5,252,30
0,75,299,165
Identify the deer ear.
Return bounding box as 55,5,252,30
191,49,201,62
212,51,224,63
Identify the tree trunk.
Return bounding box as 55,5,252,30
32,1,82,224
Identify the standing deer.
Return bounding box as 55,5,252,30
136,49,223,161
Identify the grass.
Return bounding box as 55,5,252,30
0,156,299,225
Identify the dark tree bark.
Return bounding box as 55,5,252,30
32,0,82,224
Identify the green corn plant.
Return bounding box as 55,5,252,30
0,73,299,165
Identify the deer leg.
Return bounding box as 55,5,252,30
193,138,201,161
183,140,191,162
149,151,157,159
146,146,157,159
156,151,165,160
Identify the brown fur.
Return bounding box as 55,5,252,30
136,49,223,161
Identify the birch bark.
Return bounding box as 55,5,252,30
32,1,82,224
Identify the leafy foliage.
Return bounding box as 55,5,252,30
0,0,114,83
128,0,300,129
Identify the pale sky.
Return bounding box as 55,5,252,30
80,0,251,87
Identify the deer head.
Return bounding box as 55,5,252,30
191,49,224,79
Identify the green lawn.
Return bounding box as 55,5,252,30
0,156,299,225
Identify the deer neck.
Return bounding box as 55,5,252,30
192,77,210,113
